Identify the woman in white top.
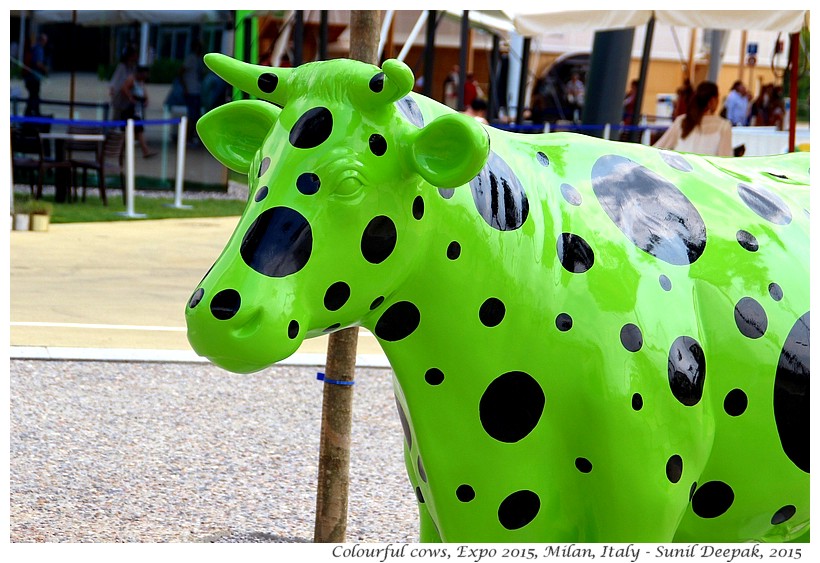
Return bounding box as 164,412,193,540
654,81,734,157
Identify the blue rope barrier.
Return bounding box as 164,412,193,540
11,115,182,128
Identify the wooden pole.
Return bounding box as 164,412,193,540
738,30,748,83
312,9,379,544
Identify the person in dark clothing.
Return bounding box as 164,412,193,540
24,33,49,116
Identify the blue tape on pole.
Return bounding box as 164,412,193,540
316,372,355,386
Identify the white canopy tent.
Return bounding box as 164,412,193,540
505,10,808,35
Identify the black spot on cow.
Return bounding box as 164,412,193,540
772,505,797,525
659,151,694,172
296,172,321,195
361,216,397,264
370,296,385,310
369,72,384,93
769,282,784,301
189,288,204,309
668,336,707,406
425,368,444,386
255,186,269,202
479,298,506,327
561,183,582,206
575,458,593,473
774,312,809,473
324,282,351,311
288,320,300,339
375,301,421,341
620,323,643,352
241,207,313,278
447,241,461,260
724,389,748,416
736,230,759,252
632,393,643,411
734,297,768,339
395,96,424,128
557,233,595,273
666,455,683,483
469,151,529,231
456,485,475,502
258,72,278,93
412,196,424,220
258,157,271,177
692,481,735,518
555,313,573,332
289,107,333,149
323,323,341,333
395,396,412,448
369,133,387,156
498,490,540,530
480,371,545,443
415,487,425,503
737,183,792,225
210,289,241,320
592,155,707,265
536,151,549,167
659,274,673,292
417,456,427,482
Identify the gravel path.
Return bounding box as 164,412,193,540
10,360,418,543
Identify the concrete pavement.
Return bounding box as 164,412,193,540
9,215,388,367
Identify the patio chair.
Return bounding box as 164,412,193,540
70,129,125,206
11,128,41,197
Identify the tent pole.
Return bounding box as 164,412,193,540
292,11,304,66
488,34,500,121
458,11,469,111
631,14,655,141
788,32,799,152
319,10,328,61
514,37,531,126
422,10,437,98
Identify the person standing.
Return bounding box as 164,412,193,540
110,45,138,121
672,78,693,119
654,81,733,156
566,72,585,120
723,80,751,126
24,33,48,116
120,66,157,158
180,40,205,144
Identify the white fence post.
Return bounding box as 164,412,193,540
166,116,192,209
603,123,611,140
117,119,147,218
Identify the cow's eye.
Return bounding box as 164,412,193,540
336,175,363,197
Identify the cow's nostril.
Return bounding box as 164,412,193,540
210,289,241,320
189,288,205,309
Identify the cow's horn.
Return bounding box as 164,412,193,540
204,53,291,107
359,58,415,108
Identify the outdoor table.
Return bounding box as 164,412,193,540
39,132,106,203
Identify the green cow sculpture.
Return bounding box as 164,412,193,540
185,54,809,543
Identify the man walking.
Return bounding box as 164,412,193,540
24,33,49,116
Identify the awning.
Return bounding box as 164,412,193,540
28,10,231,25
505,9,808,36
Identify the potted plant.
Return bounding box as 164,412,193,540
29,200,53,232
12,199,32,231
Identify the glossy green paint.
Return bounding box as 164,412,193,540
185,54,810,543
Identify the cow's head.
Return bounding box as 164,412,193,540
185,54,490,373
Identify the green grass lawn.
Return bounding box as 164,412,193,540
13,191,248,224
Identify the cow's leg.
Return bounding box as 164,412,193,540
418,503,443,542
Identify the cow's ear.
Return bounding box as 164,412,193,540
407,113,490,188
197,100,282,173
